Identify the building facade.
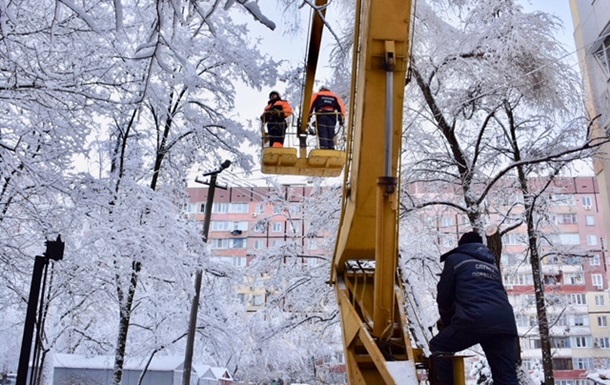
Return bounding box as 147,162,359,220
570,0,610,252
186,185,329,312
188,178,610,384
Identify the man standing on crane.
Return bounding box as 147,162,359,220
309,86,346,150
261,90,293,148
430,231,519,385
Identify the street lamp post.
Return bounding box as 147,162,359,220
17,236,65,385
182,160,231,385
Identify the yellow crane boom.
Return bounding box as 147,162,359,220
261,1,468,383
329,1,417,384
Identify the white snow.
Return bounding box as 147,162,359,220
386,361,418,385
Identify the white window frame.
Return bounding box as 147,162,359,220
572,357,593,370
309,240,318,250
568,294,586,305
440,215,454,228
585,215,595,226
572,336,588,348
271,222,283,233
592,273,604,289
551,194,575,206
229,203,249,213
232,256,247,267
212,203,229,213
252,294,265,306
597,316,608,327
582,196,593,207
595,294,605,306
591,254,601,266
599,337,610,348
558,233,580,245
564,273,583,285
556,213,577,225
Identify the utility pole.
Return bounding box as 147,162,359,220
17,236,65,385
182,160,231,385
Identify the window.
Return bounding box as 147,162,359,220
254,239,266,250
288,221,301,234
308,240,318,250
572,315,588,326
199,203,206,212
582,196,593,207
212,203,229,213
592,273,604,289
598,316,608,327
440,216,454,228
588,234,599,246
516,314,530,327
237,293,246,304
529,339,541,349
553,314,568,327
591,254,601,266
501,253,523,266
232,256,247,267
504,274,533,287
230,238,246,249
271,222,283,233
502,233,524,246
551,194,575,205
598,337,610,348
585,215,595,226
568,294,587,305
551,337,570,348
252,294,265,306
558,233,580,245
288,204,301,216
572,357,593,370
256,204,265,214
555,214,577,224
210,239,229,249
211,221,229,231
233,221,248,231
572,336,589,348
595,294,605,306
564,273,583,285
552,358,572,370
229,203,249,213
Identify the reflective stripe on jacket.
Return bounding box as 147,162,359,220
309,90,346,117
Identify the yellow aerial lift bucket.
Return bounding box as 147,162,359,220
260,120,346,177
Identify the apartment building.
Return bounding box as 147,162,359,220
186,185,329,312
570,0,610,236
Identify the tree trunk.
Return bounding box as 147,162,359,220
113,260,142,385
507,100,554,385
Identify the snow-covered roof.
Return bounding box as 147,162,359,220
199,366,233,381
589,370,610,385
193,364,211,377
53,353,183,371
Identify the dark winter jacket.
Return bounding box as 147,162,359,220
437,243,517,336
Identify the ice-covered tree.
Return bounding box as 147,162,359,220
402,0,609,384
